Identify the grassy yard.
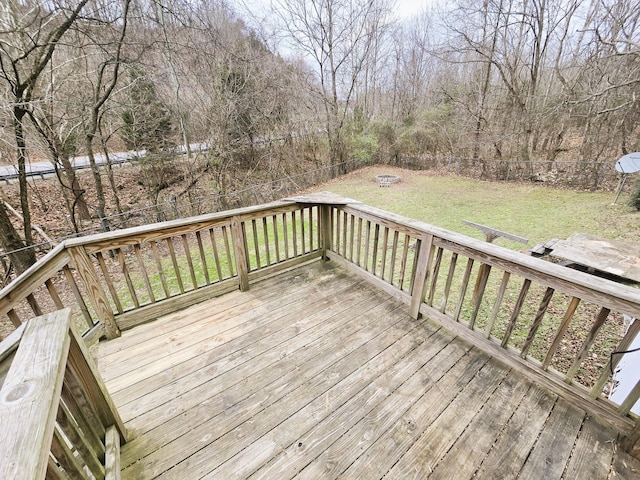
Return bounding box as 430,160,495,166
315,166,640,251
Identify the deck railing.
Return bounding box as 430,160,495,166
0,309,126,479
0,194,639,461
0,201,321,342
320,201,640,453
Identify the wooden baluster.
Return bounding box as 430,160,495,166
621,419,640,460
134,244,156,304
208,229,224,281
453,258,475,322
427,247,443,306
309,207,315,252
115,248,139,309
282,213,290,260
231,216,250,291
56,402,105,479
409,234,435,319
440,252,458,313
300,208,306,255
591,319,640,398
469,264,492,329
292,211,298,257
150,240,170,298
371,224,380,276
398,235,410,290
620,379,640,416
50,424,87,480
521,287,555,358
251,219,260,269
61,373,105,458
6,309,21,328
181,234,198,289
389,230,399,286
349,214,355,262
166,237,185,294
380,227,390,281
45,279,65,310
341,211,348,257
195,231,210,285
66,324,127,440
26,293,43,317
262,217,271,265
320,206,331,260
62,265,94,330
356,217,363,267
364,220,371,271
104,425,121,480
95,252,123,314
221,225,235,276
501,279,532,348
272,215,281,263
408,239,421,294
485,271,510,338
333,210,339,257
564,307,610,383
542,297,581,370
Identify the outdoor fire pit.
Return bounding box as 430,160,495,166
375,174,401,187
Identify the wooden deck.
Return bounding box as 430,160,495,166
96,261,640,479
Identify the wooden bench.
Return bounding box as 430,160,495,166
462,219,528,244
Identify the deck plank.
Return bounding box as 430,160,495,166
473,385,558,479
147,302,414,479
120,280,385,442
250,328,463,480
93,262,638,480
428,372,532,479
518,398,586,479
564,415,615,480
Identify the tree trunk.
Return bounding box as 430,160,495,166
0,194,36,275
12,107,33,247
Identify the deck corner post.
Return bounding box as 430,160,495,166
409,234,435,319
320,205,332,260
67,245,120,339
621,417,640,460
230,216,250,291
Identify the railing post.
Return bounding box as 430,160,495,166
321,205,332,260
67,246,120,339
622,419,640,460
0,310,71,480
230,216,250,291
409,234,434,319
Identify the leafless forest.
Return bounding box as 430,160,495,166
0,0,638,274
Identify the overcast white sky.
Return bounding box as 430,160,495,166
239,0,434,23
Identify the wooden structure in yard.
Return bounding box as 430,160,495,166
1,194,640,478
548,233,640,283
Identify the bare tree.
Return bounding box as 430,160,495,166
273,0,393,175
0,0,89,272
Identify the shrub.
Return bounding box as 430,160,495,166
629,178,640,210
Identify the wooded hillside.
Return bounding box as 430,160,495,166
0,0,638,275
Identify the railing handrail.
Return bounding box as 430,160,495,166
64,200,297,250
0,194,639,460
345,203,640,316
0,309,125,479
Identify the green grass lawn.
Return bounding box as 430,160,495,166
316,166,640,251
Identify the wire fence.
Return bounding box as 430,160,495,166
0,159,363,260
0,154,628,262
395,155,622,191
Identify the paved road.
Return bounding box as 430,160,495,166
0,143,209,183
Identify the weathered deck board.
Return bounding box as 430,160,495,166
96,261,639,479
